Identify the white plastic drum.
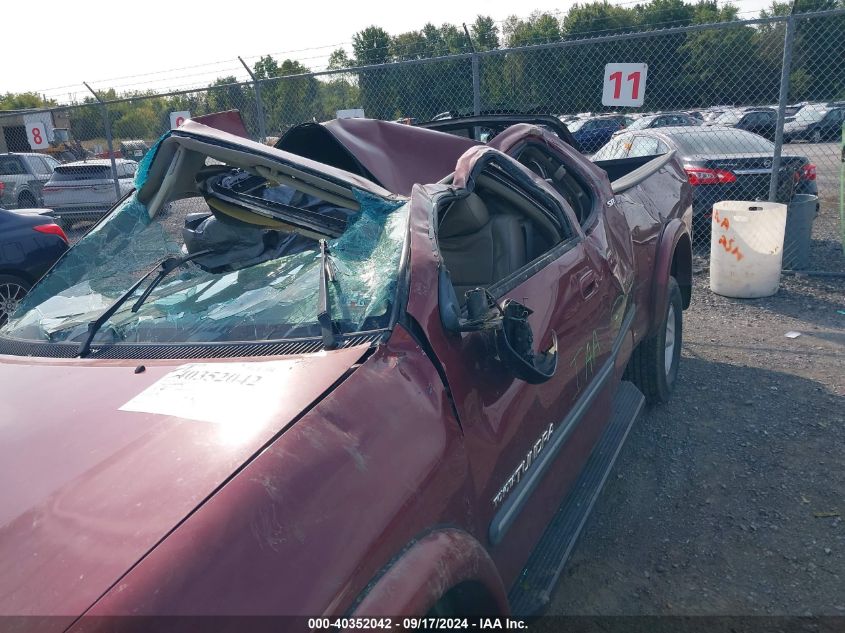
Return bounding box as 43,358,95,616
709,201,787,298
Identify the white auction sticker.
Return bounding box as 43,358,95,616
120,360,296,425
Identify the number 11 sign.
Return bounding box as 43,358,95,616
602,63,648,107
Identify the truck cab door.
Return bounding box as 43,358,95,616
406,146,626,583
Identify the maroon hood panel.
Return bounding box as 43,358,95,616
0,346,367,616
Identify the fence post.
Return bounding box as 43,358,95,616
462,23,481,117
472,53,481,116
84,82,121,202
239,56,267,143
840,121,844,255
768,14,796,202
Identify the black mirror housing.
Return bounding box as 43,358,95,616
495,299,558,385
437,268,558,385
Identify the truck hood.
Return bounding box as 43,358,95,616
0,345,368,618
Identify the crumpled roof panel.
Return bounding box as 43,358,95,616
277,118,480,196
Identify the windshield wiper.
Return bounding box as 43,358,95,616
317,239,338,350
78,249,212,358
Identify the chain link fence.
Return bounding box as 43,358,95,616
1,10,842,271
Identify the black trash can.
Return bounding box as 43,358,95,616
782,194,818,270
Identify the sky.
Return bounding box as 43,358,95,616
3,0,773,101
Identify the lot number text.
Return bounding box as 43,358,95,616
602,63,648,107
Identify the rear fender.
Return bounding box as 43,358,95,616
349,528,509,617
649,219,692,334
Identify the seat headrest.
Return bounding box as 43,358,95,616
439,193,490,238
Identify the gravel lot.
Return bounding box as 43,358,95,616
549,270,845,616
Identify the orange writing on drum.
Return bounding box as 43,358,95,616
718,234,744,261
713,209,743,261
713,209,730,230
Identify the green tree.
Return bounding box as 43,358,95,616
0,92,55,110
352,26,391,65
471,15,500,51
352,26,394,118
562,2,635,37
323,49,359,121
789,0,845,101
390,30,428,61
637,0,695,29
681,21,778,107
255,58,319,133
112,102,159,138
327,48,352,70
205,76,260,136
504,11,562,47
67,101,105,141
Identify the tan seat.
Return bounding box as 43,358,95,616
438,193,527,302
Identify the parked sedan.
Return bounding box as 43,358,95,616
783,105,845,143
610,112,701,139
711,108,777,141
0,206,68,324
0,152,61,209
41,159,137,228
565,115,629,153
593,126,817,221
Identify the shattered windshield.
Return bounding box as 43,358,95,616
1,144,408,348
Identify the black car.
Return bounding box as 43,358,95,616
0,207,68,324
592,126,817,223
710,108,777,141
783,105,845,143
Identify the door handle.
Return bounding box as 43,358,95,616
579,270,598,299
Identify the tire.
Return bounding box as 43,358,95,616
17,191,37,209
0,274,31,327
811,129,821,144
625,276,683,404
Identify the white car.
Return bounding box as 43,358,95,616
42,159,136,227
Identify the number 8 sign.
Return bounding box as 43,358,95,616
26,122,50,150
602,63,648,107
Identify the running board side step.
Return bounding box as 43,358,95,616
508,380,645,617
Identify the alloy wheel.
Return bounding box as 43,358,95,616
0,281,27,326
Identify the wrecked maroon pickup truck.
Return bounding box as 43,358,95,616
0,113,692,626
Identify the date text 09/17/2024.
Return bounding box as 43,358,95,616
307,617,529,629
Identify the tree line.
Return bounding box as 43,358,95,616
1,0,842,142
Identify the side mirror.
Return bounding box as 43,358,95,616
439,276,557,385
494,299,558,385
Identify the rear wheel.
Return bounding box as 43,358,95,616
0,274,31,326
625,277,683,404
17,191,37,208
